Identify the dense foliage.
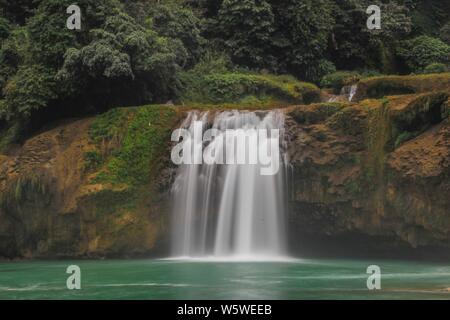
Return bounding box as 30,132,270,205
398,36,450,72
0,0,449,148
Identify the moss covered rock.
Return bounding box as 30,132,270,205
286,91,450,253
288,102,348,125
181,72,321,106
353,73,450,101
0,105,181,259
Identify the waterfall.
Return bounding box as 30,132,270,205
170,110,289,260
348,84,358,102
326,84,358,103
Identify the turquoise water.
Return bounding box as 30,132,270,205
0,258,449,300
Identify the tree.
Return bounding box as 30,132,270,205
214,0,275,70
2,65,57,120
364,1,412,73
0,0,41,25
0,27,29,98
0,0,189,125
398,36,450,72
0,17,11,43
149,1,205,67
57,11,187,107
440,22,450,45
272,0,334,81
327,0,411,73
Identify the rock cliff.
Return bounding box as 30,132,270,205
286,89,450,258
0,74,449,259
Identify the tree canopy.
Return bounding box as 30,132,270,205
0,0,449,146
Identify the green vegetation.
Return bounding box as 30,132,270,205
83,104,180,229
181,71,320,105
0,0,449,151
85,188,137,217
89,107,130,144
390,92,449,135
394,131,417,149
0,173,48,210
355,73,450,100
291,102,347,125
441,22,450,44
398,36,450,72
89,105,179,187
326,105,368,136
423,63,449,74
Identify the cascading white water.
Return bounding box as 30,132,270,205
170,110,288,260
327,84,358,103
348,84,358,102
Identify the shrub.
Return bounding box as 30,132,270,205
316,59,337,82
423,63,449,74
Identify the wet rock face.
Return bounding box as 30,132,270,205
0,116,176,259
285,92,450,254
0,119,93,258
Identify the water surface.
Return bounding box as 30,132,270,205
1,258,449,299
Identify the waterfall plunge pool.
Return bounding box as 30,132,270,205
1,258,450,299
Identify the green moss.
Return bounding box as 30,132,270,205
363,99,392,195
390,92,449,131
356,73,450,100
442,98,450,118
83,105,179,226
326,106,368,136
177,101,286,111
92,105,179,187
344,179,363,195
86,189,137,217
180,72,320,105
291,102,347,125
89,108,130,144
394,131,418,148
0,174,48,210
84,151,103,172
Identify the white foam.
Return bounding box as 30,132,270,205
160,255,301,263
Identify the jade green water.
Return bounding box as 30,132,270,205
0,258,449,300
